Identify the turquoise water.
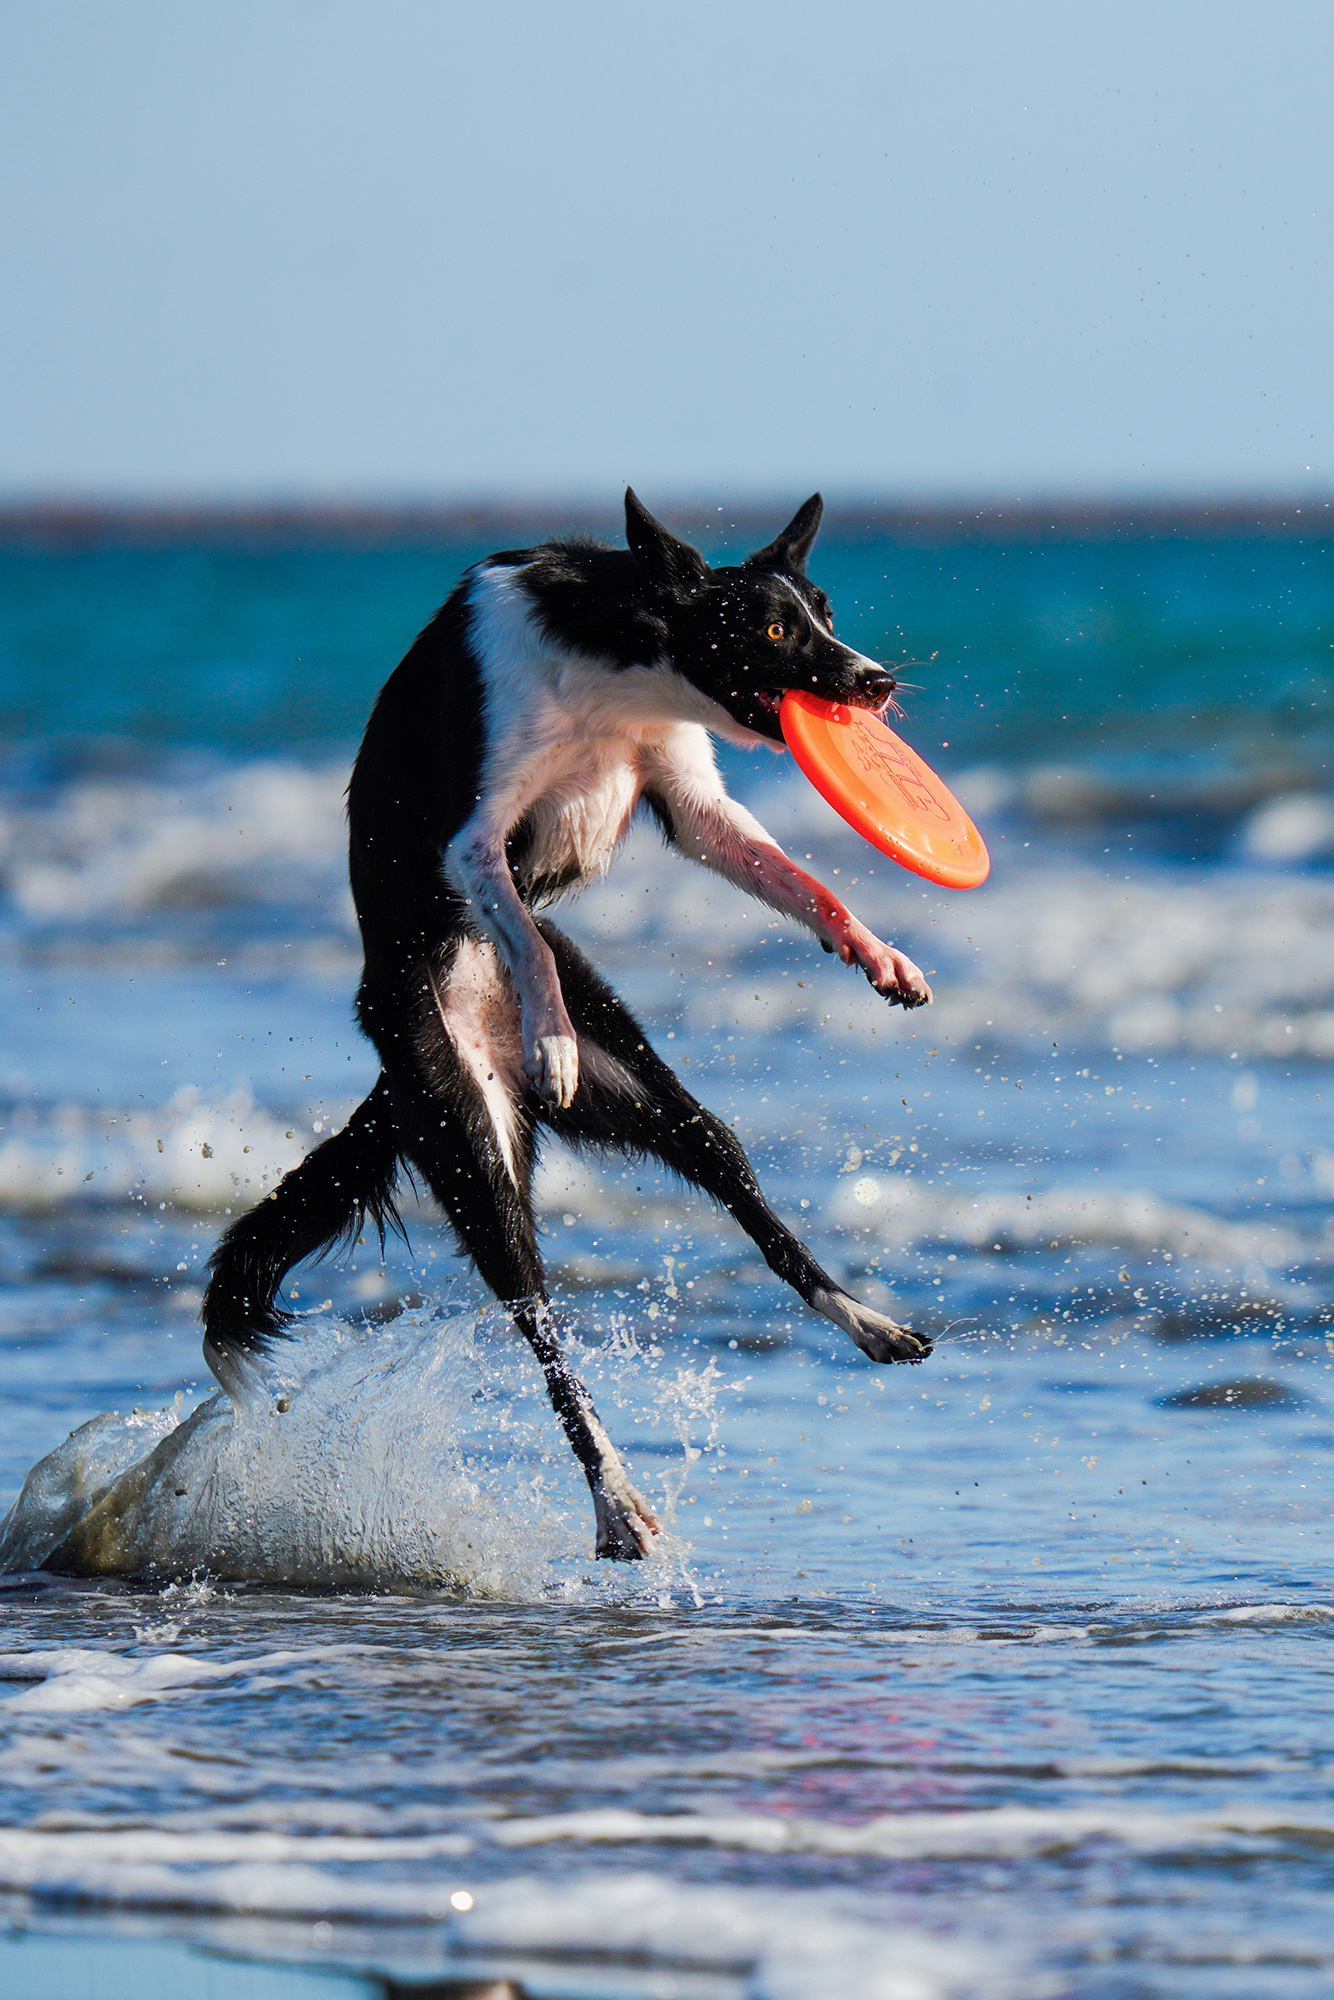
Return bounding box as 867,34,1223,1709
3,532,1330,780
0,524,1332,1997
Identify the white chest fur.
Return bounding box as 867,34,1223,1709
513,742,642,885
465,562,734,891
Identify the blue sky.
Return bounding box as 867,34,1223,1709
1,0,1329,499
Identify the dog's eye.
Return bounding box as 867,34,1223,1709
766,621,786,641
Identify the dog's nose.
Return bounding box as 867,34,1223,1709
856,667,895,705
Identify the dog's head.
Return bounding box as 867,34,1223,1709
625,489,896,743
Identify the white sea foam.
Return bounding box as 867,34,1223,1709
1193,1601,1334,1625
0,1088,681,1218
1243,793,1334,864
531,1144,1318,1275
577,805,1334,1061
7,756,1334,1064
0,1793,1313,1992
5,764,1334,1228
0,1839,1021,2000
0,1825,477,1921
0,1310,707,1595
452,1872,1019,2000
0,1086,310,1212
1,759,350,920
830,1177,1310,1271
0,1824,471,1862
0,1645,326,1714
490,1801,1328,1861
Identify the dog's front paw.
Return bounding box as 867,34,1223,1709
841,926,932,1009
525,1033,580,1108
869,946,931,1009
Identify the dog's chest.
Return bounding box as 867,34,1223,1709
506,723,644,888
468,563,698,893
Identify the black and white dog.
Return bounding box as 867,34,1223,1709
203,492,933,1559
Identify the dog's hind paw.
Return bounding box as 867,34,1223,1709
593,1475,660,1562
526,1033,580,1109
810,1287,932,1365
851,1315,933,1364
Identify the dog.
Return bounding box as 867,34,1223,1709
202,491,933,1559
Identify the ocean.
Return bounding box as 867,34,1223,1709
0,510,1331,1999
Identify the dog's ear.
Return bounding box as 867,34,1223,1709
624,489,710,597
744,494,824,577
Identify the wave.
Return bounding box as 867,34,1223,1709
0,1643,344,1716
1193,1602,1334,1625
0,757,351,921
431,1871,1022,2000
0,1086,311,1212
952,764,1334,861
909,857,1334,1061
538,1147,1324,1282
1,1082,1325,1299
829,1177,1314,1272
0,1800,1320,1996
490,1800,1332,1861
570,801,1334,1062
0,1846,1012,2000
5,752,1334,1063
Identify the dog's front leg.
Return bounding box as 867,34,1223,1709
443,831,580,1107
744,850,931,1005
658,778,932,1008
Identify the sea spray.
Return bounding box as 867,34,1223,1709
0,1302,723,1599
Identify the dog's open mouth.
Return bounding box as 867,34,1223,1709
757,689,781,715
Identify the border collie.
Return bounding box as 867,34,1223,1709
203,492,933,1559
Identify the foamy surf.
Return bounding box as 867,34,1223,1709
489,1800,1331,1860
0,1844,1016,1999
829,1174,1311,1270
7,749,1334,1064
0,1086,312,1212
0,1644,333,1714
1,757,350,921
0,1309,705,1596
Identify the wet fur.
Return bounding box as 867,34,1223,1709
204,493,933,1560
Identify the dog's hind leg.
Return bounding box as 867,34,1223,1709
202,1072,403,1379
510,1297,660,1562
392,946,659,1559
540,927,930,1365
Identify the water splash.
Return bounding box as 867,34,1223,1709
0,1304,720,1602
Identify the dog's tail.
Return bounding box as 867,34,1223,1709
202,1073,403,1358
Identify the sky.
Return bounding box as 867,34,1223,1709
1,0,1330,501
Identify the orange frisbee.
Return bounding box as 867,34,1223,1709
780,691,990,890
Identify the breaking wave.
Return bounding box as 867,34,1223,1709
0,1086,311,1212
3,753,1334,1063
0,1841,1012,2000
0,756,350,921
490,1800,1334,1861
828,1176,1317,1271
